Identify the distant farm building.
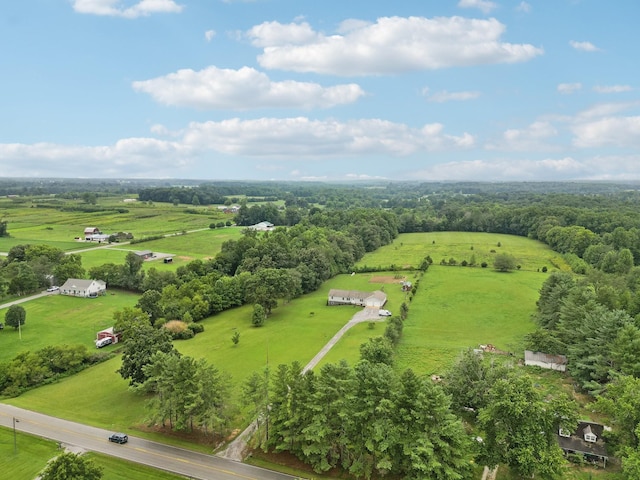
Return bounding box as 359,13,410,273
327,289,387,308
60,279,106,298
84,227,101,239
134,250,154,260
401,281,412,292
248,221,274,231
524,350,568,372
96,327,122,345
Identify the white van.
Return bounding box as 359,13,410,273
95,337,113,348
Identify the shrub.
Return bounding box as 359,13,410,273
188,322,205,334
481,262,488,268
163,320,194,339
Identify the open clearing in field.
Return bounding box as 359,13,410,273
395,265,542,374
357,232,569,272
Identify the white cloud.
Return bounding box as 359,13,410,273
457,0,497,14
72,0,183,18
132,66,365,109
486,121,558,151
593,85,633,93
572,116,640,148
557,83,582,94
180,117,474,157
516,2,532,13
569,40,601,52
247,16,543,76
423,89,481,103
205,30,216,42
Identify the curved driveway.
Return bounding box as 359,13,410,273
0,404,297,480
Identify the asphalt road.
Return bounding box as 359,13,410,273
0,404,299,480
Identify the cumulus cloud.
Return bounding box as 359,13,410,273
557,83,582,94
204,30,216,42
572,116,640,148
457,0,497,14
0,139,190,177
72,0,183,18
132,66,365,109
486,121,558,151
593,85,633,93
423,89,481,102
247,16,543,76
569,40,601,52
180,117,474,157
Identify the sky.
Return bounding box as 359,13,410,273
1,0,639,182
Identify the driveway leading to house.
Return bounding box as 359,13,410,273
218,306,385,461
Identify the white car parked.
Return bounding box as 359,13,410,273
378,309,392,317
46,286,59,292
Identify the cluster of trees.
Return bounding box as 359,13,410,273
39,452,103,480
443,349,578,478
526,269,640,477
0,244,84,297
0,344,97,397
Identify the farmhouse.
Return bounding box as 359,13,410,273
524,350,567,372
248,221,274,231
327,289,387,308
60,278,106,298
558,421,609,467
96,327,121,345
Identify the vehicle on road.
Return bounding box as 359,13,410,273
96,337,113,348
47,286,59,292
108,433,128,444
378,309,392,316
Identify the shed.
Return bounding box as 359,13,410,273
135,250,153,259
524,350,567,372
96,327,122,344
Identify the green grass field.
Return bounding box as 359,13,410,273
0,427,189,479
395,265,542,374
356,231,570,272
0,290,139,362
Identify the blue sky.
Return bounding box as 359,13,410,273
1,0,639,181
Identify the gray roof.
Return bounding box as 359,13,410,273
60,278,105,290
328,289,387,301
557,422,608,460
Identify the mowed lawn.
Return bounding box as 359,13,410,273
0,427,190,480
357,232,569,272
395,265,543,374
0,291,139,362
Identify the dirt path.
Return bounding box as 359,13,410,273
217,306,384,461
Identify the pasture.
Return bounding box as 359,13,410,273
356,231,569,272
394,265,542,374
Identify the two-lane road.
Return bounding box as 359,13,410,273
0,404,299,480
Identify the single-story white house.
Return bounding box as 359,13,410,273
524,350,567,372
328,289,387,308
60,278,107,298
248,221,274,231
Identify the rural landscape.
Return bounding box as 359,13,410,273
0,179,639,479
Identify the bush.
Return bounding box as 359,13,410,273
188,322,205,334
481,262,488,268
163,320,194,339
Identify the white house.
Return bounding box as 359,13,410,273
60,278,107,298
524,350,567,372
248,221,274,231
327,289,387,308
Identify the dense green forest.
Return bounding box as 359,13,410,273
4,179,640,478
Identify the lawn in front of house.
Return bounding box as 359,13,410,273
0,290,139,363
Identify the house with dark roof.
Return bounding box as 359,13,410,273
327,289,387,308
60,278,107,298
524,350,568,372
558,421,609,467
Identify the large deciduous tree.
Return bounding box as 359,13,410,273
5,305,26,329
118,323,174,386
